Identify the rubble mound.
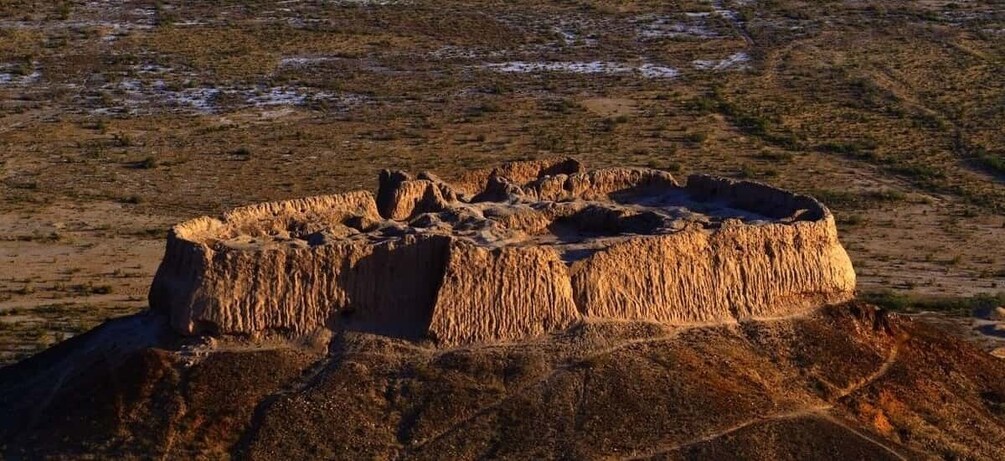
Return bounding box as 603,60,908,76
150,159,856,345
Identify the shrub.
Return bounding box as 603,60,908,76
862,291,1005,315
137,156,159,169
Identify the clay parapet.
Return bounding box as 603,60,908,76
150,159,856,345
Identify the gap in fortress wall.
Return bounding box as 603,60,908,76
149,158,856,346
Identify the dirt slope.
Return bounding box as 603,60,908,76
1,303,1003,460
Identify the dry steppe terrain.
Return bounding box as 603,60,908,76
0,2,1004,458
0,0,1002,394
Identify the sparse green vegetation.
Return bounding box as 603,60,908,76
977,150,1005,175
756,149,794,163
810,189,906,210
816,139,879,158
862,290,1005,315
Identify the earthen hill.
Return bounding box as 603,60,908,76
150,158,856,345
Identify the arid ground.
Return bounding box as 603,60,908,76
4,303,1005,459
1,0,1003,362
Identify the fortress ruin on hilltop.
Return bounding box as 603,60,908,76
149,158,856,346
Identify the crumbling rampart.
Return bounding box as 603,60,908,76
150,159,856,345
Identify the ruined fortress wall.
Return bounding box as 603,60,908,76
149,164,857,345
570,219,856,324
429,244,580,345
569,175,855,324
151,191,383,336
148,222,217,335
376,179,452,220
529,168,680,201
216,191,379,239
153,221,451,337
684,174,827,220
451,157,584,196
152,234,579,344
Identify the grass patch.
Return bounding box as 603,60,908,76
862,290,1005,315
976,150,1005,175
888,163,946,180
687,89,801,149
756,149,794,162
809,189,906,210
816,139,878,158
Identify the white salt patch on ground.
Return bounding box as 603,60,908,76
135,64,174,74
0,64,41,86
486,61,631,74
482,61,678,78
247,88,311,107
552,22,599,47
638,64,680,78
635,15,721,39
692,52,751,71
709,0,741,21
706,0,754,44
0,19,153,30
942,10,994,25
640,22,719,39
87,79,364,115
556,27,578,45
279,56,342,68
164,86,220,112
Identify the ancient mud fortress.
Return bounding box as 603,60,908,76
150,159,856,346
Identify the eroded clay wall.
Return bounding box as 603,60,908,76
153,233,455,337
150,163,857,346
685,174,825,221
451,157,584,196
529,168,680,202
569,218,856,324
430,244,580,345
151,191,386,336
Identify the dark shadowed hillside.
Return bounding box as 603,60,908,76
1,304,1003,459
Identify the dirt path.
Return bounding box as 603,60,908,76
621,339,904,460
816,412,909,461
710,0,754,45
834,339,900,400
622,406,829,460
399,310,841,455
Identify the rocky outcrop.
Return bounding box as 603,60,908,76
150,159,856,346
